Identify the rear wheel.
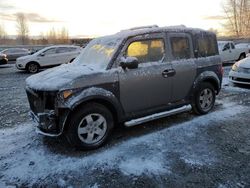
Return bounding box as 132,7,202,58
238,53,246,61
192,82,215,115
66,103,114,150
27,62,39,73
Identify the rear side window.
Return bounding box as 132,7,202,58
195,35,217,57
43,48,57,55
57,47,70,53
170,37,191,60
126,39,165,64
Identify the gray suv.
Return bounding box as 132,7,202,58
26,25,223,150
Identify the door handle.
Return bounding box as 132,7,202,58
162,69,176,78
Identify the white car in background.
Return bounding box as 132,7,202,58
218,41,248,63
16,45,82,73
229,57,250,85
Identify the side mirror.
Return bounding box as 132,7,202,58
40,52,45,56
119,57,139,69
222,47,227,51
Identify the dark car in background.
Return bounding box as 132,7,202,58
1,48,31,61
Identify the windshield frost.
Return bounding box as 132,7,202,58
74,36,123,69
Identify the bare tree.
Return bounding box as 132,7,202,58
223,0,250,37
59,27,69,44
16,13,29,44
46,27,69,44
0,25,7,43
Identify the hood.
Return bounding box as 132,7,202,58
237,57,250,69
26,63,104,91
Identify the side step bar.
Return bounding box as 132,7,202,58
124,105,192,127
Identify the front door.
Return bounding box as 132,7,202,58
118,33,174,114
38,47,59,66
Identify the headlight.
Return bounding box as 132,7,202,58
59,89,74,100
232,64,238,71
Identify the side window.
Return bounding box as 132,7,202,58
224,43,230,51
196,35,217,57
43,48,57,55
126,39,165,64
68,47,78,52
57,47,70,53
231,43,235,49
170,37,191,60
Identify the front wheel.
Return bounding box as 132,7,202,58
192,82,215,115
66,103,114,150
27,62,39,73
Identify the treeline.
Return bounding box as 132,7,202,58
0,13,70,45
222,0,250,37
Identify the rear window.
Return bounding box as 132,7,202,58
170,37,191,60
195,35,218,57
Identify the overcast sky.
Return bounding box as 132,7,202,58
0,0,225,37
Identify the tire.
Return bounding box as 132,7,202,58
66,103,114,150
238,53,246,61
26,62,39,73
192,82,215,115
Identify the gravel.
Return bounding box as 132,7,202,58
0,64,250,187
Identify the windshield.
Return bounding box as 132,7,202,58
74,36,123,69
218,42,226,50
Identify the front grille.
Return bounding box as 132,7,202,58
26,88,56,114
231,77,250,83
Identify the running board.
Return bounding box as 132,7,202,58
124,105,192,127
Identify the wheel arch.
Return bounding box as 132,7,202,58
62,87,125,132
193,71,221,95
238,52,246,60
63,97,123,132
25,61,40,69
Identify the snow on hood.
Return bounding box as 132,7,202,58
26,63,104,91
237,57,250,69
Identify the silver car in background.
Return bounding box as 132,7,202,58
229,57,250,85
16,45,82,73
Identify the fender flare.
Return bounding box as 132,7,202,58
65,87,125,122
193,71,221,94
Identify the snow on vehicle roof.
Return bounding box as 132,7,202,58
113,25,213,39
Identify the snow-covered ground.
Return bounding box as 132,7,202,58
0,100,248,187
1,65,250,187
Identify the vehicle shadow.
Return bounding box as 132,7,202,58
0,65,12,69
40,107,214,157
233,83,250,89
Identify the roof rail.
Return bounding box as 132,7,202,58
129,25,159,30
120,25,159,32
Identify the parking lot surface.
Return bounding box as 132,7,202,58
0,64,250,187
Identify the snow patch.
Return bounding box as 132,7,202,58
0,102,248,185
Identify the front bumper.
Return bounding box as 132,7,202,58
0,58,8,65
229,70,250,85
16,62,26,70
30,110,61,136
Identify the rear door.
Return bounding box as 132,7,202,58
117,33,174,114
56,47,73,64
167,32,197,102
